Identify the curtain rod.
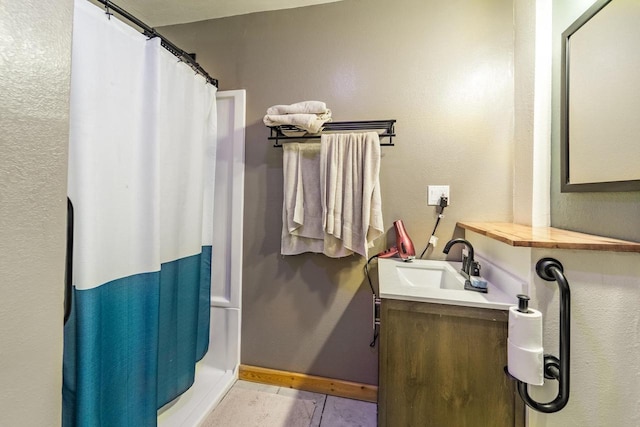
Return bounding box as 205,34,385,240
94,0,219,88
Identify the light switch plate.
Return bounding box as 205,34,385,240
427,185,450,205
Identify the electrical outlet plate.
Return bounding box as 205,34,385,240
427,185,450,205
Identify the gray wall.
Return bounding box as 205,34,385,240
550,0,640,241
163,0,515,384
0,0,73,424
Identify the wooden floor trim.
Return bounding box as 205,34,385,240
238,364,378,403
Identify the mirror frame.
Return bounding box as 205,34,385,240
560,0,640,192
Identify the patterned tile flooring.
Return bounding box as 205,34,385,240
227,380,377,426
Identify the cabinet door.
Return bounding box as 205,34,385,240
379,300,524,427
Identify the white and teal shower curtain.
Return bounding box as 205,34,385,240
63,1,217,425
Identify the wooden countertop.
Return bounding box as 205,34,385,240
458,222,640,253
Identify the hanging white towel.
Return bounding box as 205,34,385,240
282,143,324,239
267,101,329,115
281,142,353,258
320,132,384,258
263,111,332,134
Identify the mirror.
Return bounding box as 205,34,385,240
561,0,640,192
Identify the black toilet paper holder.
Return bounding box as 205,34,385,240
505,257,571,414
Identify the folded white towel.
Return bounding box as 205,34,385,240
263,112,332,134
320,132,384,258
267,101,329,115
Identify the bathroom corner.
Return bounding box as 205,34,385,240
463,227,640,426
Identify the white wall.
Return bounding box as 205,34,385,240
0,1,73,425
469,232,640,426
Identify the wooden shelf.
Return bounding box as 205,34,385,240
458,222,640,253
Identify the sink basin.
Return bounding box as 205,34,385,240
378,258,516,310
396,261,466,290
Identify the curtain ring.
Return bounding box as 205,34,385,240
104,0,113,19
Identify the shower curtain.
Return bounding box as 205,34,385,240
63,1,217,426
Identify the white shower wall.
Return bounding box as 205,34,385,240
158,90,245,426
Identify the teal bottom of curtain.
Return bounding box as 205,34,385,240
63,246,212,427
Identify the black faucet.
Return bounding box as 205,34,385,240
443,238,486,293
442,238,475,277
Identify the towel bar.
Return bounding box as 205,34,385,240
268,119,396,147
506,257,571,414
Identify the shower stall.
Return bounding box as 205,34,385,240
158,90,245,426
63,2,244,425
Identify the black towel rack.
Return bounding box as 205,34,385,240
268,119,396,147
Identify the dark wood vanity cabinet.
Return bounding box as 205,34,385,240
378,299,525,427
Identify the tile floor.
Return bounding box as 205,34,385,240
230,380,378,427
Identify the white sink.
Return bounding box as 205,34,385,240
395,261,466,290
378,259,516,310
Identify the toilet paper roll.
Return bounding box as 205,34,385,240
507,338,544,385
508,306,543,350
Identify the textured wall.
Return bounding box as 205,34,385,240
513,0,552,227
162,0,515,384
528,248,640,426
469,232,640,426
0,0,73,425
550,0,640,241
